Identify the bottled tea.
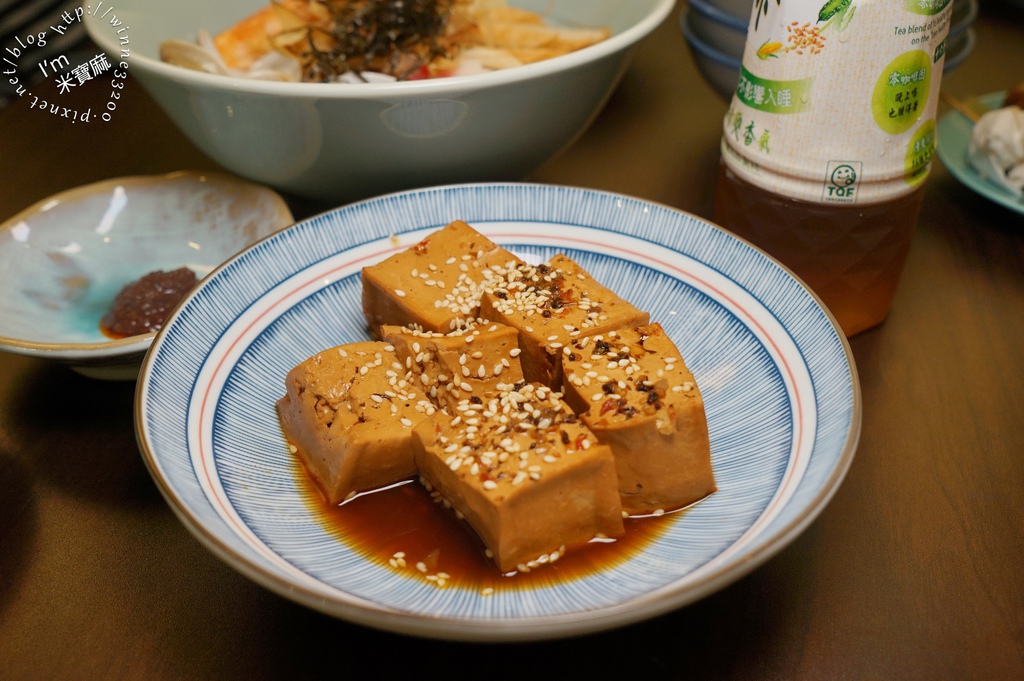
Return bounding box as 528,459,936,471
713,0,953,336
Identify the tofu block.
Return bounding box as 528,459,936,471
361,220,523,337
412,383,624,573
478,254,649,389
276,341,438,505
560,323,716,515
381,322,525,412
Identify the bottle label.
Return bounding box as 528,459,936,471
721,0,952,204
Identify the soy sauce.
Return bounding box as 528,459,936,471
296,469,677,592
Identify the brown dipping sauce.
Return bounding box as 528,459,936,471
296,467,678,592
100,267,198,339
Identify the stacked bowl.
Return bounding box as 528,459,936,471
682,0,978,100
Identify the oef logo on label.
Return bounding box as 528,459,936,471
823,161,862,203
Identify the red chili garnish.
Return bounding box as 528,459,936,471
571,433,587,450
407,64,433,80
600,398,618,416
413,238,430,254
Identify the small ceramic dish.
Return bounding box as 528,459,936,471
0,171,294,379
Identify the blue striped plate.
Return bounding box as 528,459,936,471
136,183,860,641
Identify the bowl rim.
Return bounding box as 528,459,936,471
85,0,676,98
950,0,979,36
0,170,293,357
680,8,742,67
686,0,749,32
944,26,975,72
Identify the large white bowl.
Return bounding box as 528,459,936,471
85,0,675,203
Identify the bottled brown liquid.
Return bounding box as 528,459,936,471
713,0,951,337
714,163,925,337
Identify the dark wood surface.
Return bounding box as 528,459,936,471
2,4,1023,679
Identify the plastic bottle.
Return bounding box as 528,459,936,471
713,0,953,336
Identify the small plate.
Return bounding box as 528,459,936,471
0,171,294,379
937,91,1024,215
135,183,861,641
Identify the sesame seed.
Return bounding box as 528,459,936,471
394,289,406,298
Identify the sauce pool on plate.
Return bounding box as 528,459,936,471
296,466,679,593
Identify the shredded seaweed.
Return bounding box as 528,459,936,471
299,0,460,81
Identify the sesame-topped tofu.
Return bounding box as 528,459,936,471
412,383,624,573
560,323,715,515
478,254,649,389
276,341,437,505
361,220,523,337
381,322,525,412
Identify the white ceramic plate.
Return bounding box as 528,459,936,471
937,91,1024,215
136,183,860,641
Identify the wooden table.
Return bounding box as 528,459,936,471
2,4,1023,678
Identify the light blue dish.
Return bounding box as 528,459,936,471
937,91,1024,216
136,183,861,641
0,171,294,379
